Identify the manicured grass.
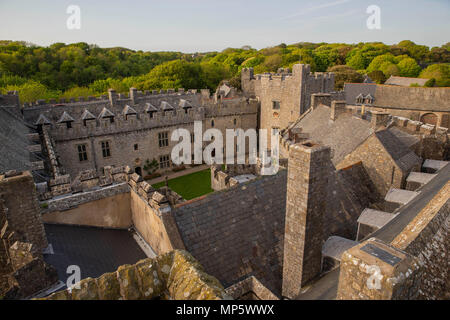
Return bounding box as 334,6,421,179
152,169,213,200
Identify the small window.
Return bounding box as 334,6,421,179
110,117,114,123
134,144,138,151
272,101,280,110
211,119,215,127
66,122,72,129
77,144,88,162
159,155,170,169
158,131,169,148
233,118,237,126
101,141,111,158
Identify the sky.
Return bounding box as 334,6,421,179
0,0,449,52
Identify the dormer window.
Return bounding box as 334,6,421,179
365,94,374,104
57,111,75,129
356,93,364,104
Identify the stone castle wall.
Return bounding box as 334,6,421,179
42,250,229,300
391,182,449,299
24,88,258,178
241,64,335,146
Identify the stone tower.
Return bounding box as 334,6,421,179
282,141,331,299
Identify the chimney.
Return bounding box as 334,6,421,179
371,111,390,129
282,141,331,299
108,89,117,107
129,87,138,105
330,101,347,121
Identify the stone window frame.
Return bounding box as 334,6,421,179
272,100,281,110
159,154,171,169
101,140,111,158
77,144,88,162
158,131,169,148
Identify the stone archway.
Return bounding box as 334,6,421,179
420,113,438,126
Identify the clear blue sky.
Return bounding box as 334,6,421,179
0,0,449,52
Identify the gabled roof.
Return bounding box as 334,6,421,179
375,129,421,171
384,76,429,86
179,99,192,109
57,111,75,123
123,105,137,115
81,109,96,120
98,107,115,118
35,113,51,125
160,101,174,111
144,103,158,113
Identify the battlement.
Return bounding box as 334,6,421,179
0,91,20,107
22,87,199,109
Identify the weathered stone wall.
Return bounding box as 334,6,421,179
282,142,330,299
0,171,47,253
337,238,422,300
337,133,418,197
129,175,185,255
242,64,334,147
391,182,449,299
23,88,258,178
42,191,132,229
42,250,229,300
225,276,279,300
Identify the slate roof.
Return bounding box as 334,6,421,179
344,83,377,105
81,109,96,120
160,101,174,111
179,99,193,109
43,224,146,285
384,76,429,86
57,111,75,123
287,105,374,165
35,113,51,125
173,170,287,296
322,236,358,261
144,102,158,113
123,105,137,115
98,107,115,118
375,129,422,172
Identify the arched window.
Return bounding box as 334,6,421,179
233,118,237,125
211,119,215,127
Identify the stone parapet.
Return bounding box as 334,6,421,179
42,250,229,300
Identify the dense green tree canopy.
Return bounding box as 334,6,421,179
0,40,449,103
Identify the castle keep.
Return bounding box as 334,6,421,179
0,64,449,300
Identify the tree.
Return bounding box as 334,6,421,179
327,65,363,90
380,62,400,78
420,64,450,87
366,54,396,73
424,78,436,87
367,70,386,84
397,57,421,77
346,52,366,70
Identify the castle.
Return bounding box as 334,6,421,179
0,64,449,300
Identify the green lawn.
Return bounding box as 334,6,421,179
152,169,213,200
